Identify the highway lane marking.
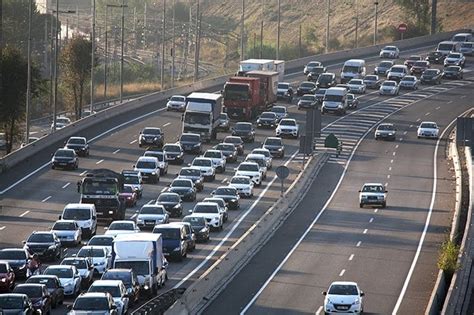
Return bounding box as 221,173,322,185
339,269,346,277
160,187,167,193
460,95,466,99
392,152,396,156
367,97,378,101
0,226,5,231
399,137,403,141
113,149,120,154
79,170,87,176
425,112,431,116
363,229,368,234
289,105,297,108
374,209,378,213
385,182,389,187
436,106,440,110
388,167,392,171
387,174,391,179
392,109,471,314
96,159,104,165
409,124,414,128
390,159,394,163
403,131,407,135
163,122,171,127
62,182,70,189
129,139,137,144
221,178,228,183
395,144,399,149
369,218,374,223
130,213,137,219
41,196,52,203
19,211,30,217
416,118,421,122
315,306,323,315
356,241,362,247
447,100,453,104
349,254,354,261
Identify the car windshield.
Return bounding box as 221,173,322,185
215,144,235,151
193,159,211,167
140,206,165,215
219,113,228,120
180,134,200,142
136,161,156,169
102,272,131,285
0,250,26,260
300,82,315,88
235,123,252,131
114,261,149,275
390,67,404,73
27,233,53,243
420,123,437,129
194,205,218,214
271,107,286,114
278,83,289,89
448,53,461,58
424,69,438,75
142,128,161,135
446,66,460,71
310,67,325,73
62,259,87,269
318,74,333,82
183,216,206,227
55,149,74,158
260,112,276,119
301,95,315,101
280,120,296,126
14,286,42,298
214,188,236,196
204,151,222,158
45,268,73,278
384,46,396,51
89,285,121,298
0,295,24,309
347,94,354,100
73,297,110,311
88,237,113,247
68,138,85,145
265,138,282,146
123,175,139,184
379,61,392,68
224,137,242,144
204,199,225,207
364,75,377,81
157,194,180,202
382,82,396,87
52,222,76,230
328,284,359,295
342,65,359,73
461,43,473,48
180,168,201,177
122,186,134,194
27,277,56,288
238,164,259,171
62,208,90,220
253,150,270,157
438,43,454,51
57,118,70,124
315,89,327,96
109,222,134,230
231,177,250,184
170,96,185,102
349,79,363,85
414,61,427,67
362,185,384,193
153,228,180,239
307,61,321,67
144,152,164,161
408,56,421,61
378,124,394,131
163,145,181,153
77,248,105,258
402,77,415,82
172,180,192,187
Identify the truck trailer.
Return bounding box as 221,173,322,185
246,70,279,109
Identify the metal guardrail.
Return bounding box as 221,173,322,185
132,288,186,315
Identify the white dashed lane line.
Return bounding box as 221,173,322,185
62,183,70,189
339,269,346,277
447,100,453,104
363,229,368,234
96,159,104,165
129,139,137,144
113,149,120,154
41,196,52,203
425,112,431,116
369,217,374,223
374,209,379,213
163,122,171,127
349,254,355,261
356,241,362,247
19,211,30,217
79,171,87,176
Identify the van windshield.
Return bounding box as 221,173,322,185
438,43,454,51
63,208,91,220
324,94,343,102
342,65,360,73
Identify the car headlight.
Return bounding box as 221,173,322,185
230,199,238,203
173,204,181,209
136,218,144,223
151,172,156,175
277,148,283,151
48,245,56,250
1,278,7,283
173,247,181,252
388,132,394,136
200,227,208,233
353,298,360,305
338,104,343,109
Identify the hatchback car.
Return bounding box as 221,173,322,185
163,143,184,164
213,143,238,163
51,148,78,170
51,220,82,246
189,202,223,231
88,280,129,315
13,284,52,314
417,121,439,139
143,150,169,175
191,157,216,181
101,269,140,306
323,281,364,314
76,246,111,275
119,186,138,208
375,123,396,141
133,156,160,183
136,204,170,229
156,192,183,217
223,136,244,156
347,79,366,94
211,186,240,210
23,231,61,261
61,257,94,289
139,127,164,148
64,136,89,157
182,216,210,242
235,162,262,187
257,112,279,128
43,265,81,296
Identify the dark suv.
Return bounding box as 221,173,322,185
179,133,202,154
23,232,61,261
178,167,204,191
263,137,285,158
232,122,255,143
13,284,52,315
0,248,30,279
139,127,164,148
152,224,188,261
26,275,64,308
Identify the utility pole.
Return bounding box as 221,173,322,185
25,0,33,143
240,0,245,61
120,0,125,103
171,0,176,87
194,0,200,81
253,33,256,57
260,0,264,59
144,2,147,47
161,0,166,90
104,6,108,99
49,14,54,118
299,24,302,58
326,0,330,53
65,19,69,43
373,1,379,45
90,0,96,115
276,0,280,60
52,0,59,132
354,16,359,48
431,0,437,34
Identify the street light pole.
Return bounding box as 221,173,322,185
326,0,330,53
120,0,125,103
240,0,245,61
52,0,59,132
161,0,166,91
171,0,176,88
374,1,379,46
25,0,33,143
90,0,96,115
276,0,280,60
104,6,108,99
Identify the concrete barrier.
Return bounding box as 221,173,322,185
164,152,329,315
0,29,463,173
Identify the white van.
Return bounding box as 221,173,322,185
436,41,461,56
60,203,97,238
452,33,473,44
321,87,348,116
340,59,366,83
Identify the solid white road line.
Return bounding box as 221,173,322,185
19,211,30,217
41,196,52,203
391,110,470,314
62,182,70,189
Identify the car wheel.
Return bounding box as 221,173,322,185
382,202,386,208
359,203,364,208
51,165,55,169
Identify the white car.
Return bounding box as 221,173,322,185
61,257,94,288
387,65,408,81
303,61,323,74
203,149,227,173
417,121,439,139
379,45,399,58
122,170,144,199
88,280,130,315
228,175,254,198
347,79,366,94
202,197,229,222
77,246,111,275
379,80,399,96
444,52,466,67
51,116,71,131
190,157,216,181
86,235,114,256
104,220,140,237
235,162,262,187
166,95,187,112
359,183,387,208
134,156,160,184
50,220,82,246
276,118,299,138
251,148,273,169
323,281,364,314
136,204,170,229
43,265,81,296
143,150,169,175
245,153,268,180
189,202,224,231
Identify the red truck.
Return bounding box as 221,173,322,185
223,71,278,120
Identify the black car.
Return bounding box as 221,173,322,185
163,143,184,164
0,248,30,279
211,186,240,210
101,269,140,305
314,88,327,103
223,136,244,156
64,137,89,157
139,127,164,148
256,112,278,129
13,284,51,315
26,275,64,308
156,192,183,217
213,143,238,163
374,60,394,76
363,75,382,89
232,122,255,142
297,94,318,110
410,61,430,75
168,179,196,202
316,73,337,88
420,69,443,84
23,232,61,261
307,66,327,82
426,51,445,64
0,293,36,315
178,167,204,191
297,81,317,96
179,133,202,154
263,137,285,158
443,66,463,79
51,148,78,170
182,216,210,242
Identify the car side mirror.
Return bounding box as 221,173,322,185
58,215,62,220
211,191,215,195
132,164,135,168
322,291,327,296
188,210,193,214
67,305,73,310
385,190,388,193
360,292,365,297
358,190,361,192
22,240,26,244
92,215,97,220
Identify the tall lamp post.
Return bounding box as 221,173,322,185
276,0,280,60
374,1,379,46
25,0,33,143
326,0,330,53
90,0,96,114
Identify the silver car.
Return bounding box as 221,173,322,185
399,75,418,90
61,257,94,289
379,80,399,95
43,265,81,296
135,204,170,230
51,220,82,246
166,95,186,112
460,42,473,56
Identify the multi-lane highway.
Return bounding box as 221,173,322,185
205,59,474,313
0,40,472,314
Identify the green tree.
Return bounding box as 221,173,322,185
60,36,94,120
396,0,431,34
0,46,41,153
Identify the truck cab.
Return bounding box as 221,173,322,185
183,93,222,142
321,87,348,116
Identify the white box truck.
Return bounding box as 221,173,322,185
112,233,168,295
183,92,223,142
238,59,285,82
274,60,285,81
